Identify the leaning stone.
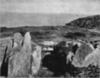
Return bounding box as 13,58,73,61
72,43,94,67
82,47,100,68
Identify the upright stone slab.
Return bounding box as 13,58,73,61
0,37,13,75
8,32,42,77
8,32,32,77
31,42,42,75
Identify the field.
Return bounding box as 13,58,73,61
0,15,100,77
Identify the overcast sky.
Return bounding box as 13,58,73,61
0,0,100,15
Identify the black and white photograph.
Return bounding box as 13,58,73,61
0,0,100,77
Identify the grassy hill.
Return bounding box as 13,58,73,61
66,15,100,29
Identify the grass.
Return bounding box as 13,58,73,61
0,26,100,77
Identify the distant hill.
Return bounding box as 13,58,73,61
0,12,86,27
66,15,100,29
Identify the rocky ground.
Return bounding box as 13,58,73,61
0,15,100,77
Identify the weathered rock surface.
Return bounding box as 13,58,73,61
72,43,94,67
82,46,100,68
0,33,24,77
31,42,42,75
8,32,42,77
8,32,32,77
13,32,23,49
0,37,13,72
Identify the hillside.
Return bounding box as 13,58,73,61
1,15,100,77
1,25,100,43
66,15,100,29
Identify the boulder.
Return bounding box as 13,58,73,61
82,46,100,68
72,43,94,67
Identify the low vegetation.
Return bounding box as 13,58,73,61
0,15,100,77
66,15,100,29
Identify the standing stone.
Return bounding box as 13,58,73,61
0,33,23,77
0,45,9,77
7,32,41,77
72,43,94,67
0,37,13,74
31,42,42,75
8,32,32,77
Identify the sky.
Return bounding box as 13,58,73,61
0,0,100,15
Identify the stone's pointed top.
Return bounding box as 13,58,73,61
13,32,23,43
22,31,32,51
25,32,30,36
87,42,94,50
13,32,23,48
24,32,31,45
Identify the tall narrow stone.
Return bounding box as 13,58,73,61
0,37,13,74
31,43,42,75
8,32,41,77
